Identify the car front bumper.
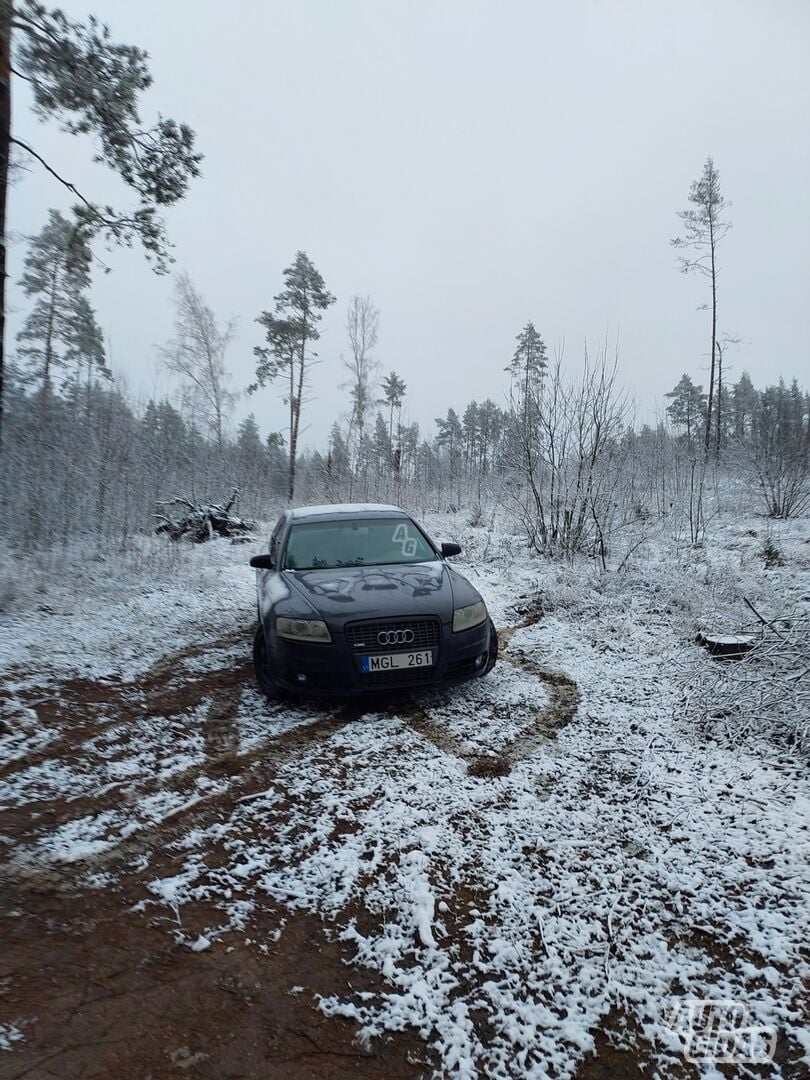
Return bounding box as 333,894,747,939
266,618,492,696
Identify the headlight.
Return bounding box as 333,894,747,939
276,617,332,643
452,601,487,633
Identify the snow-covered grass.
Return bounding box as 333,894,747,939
0,530,268,684
2,510,808,1076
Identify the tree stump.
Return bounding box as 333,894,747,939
695,632,756,660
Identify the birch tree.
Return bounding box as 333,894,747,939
343,294,379,480
161,273,236,453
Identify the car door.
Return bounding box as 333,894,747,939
268,516,284,566
256,516,285,623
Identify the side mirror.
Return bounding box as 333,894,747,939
250,553,275,570
441,542,462,558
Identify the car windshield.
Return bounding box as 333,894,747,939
284,519,437,570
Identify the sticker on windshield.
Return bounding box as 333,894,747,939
392,523,418,557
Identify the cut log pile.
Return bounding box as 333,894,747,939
155,490,256,543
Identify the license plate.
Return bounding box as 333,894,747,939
361,650,434,672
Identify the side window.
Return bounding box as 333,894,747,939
269,517,284,564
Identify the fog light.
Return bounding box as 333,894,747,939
475,653,486,668
296,673,308,683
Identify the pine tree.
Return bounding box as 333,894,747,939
462,401,479,470
665,374,707,443
478,399,503,476
0,1,203,448
371,410,392,494
506,322,547,418
731,372,757,438
379,370,407,448
67,294,107,407
252,252,335,501
265,431,286,498
436,407,463,450
15,209,105,400
672,158,732,455
326,422,351,499
435,407,464,504
399,420,420,483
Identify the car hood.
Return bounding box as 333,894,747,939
283,561,478,626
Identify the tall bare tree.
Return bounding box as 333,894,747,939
342,294,379,483
672,157,731,456
161,273,236,452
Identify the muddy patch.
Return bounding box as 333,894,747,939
401,608,580,777
0,875,433,1080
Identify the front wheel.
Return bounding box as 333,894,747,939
484,618,499,675
253,624,279,699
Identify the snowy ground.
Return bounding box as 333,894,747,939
1,515,808,1077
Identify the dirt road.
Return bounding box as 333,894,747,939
1,619,589,1079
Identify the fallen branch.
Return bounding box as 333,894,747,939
154,489,256,543
743,596,791,644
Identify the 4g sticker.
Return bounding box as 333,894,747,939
392,523,418,557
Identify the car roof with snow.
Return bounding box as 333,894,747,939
286,503,407,523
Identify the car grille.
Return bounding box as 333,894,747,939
345,617,441,654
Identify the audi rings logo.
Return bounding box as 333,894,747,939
377,629,415,646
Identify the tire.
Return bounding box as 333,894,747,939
484,618,499,675
252,623,279,699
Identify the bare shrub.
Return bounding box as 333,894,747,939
507,341,630,565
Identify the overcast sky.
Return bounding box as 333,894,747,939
9,0,810,448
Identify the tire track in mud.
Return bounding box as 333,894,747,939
0,639,258,846
400,612,580,778
0,627,252,782
1,626,353,875
3,601,579,881
4,707,360,889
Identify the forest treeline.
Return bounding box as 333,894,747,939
2,318,807,556
0,1,807,560
2,201,808,558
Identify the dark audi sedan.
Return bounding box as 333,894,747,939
249,504,497,696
